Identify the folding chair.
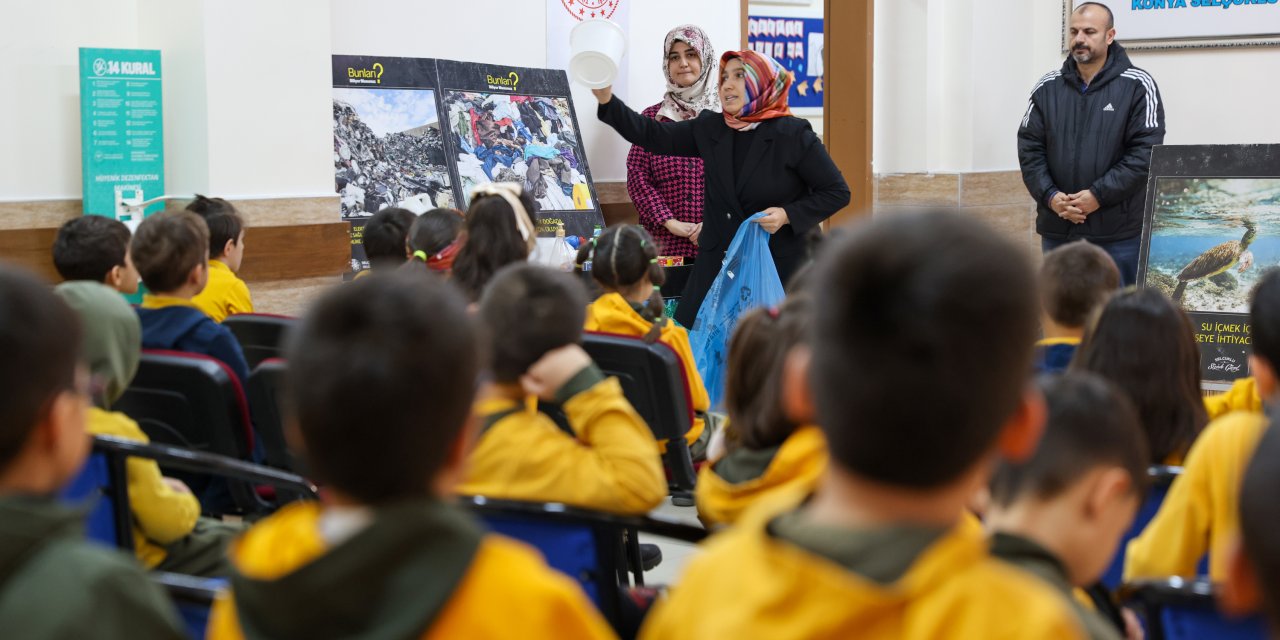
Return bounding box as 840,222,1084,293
245,358,301,474
223,313,296,371
1120,578,1267,640
460,496,706,637
583,331,699,506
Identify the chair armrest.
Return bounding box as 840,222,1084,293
92,435,319,499
1119,577,1217,610
459,495,708,544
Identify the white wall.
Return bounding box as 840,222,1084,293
0,0,139,201
330,0,741,182
873,0,1280,175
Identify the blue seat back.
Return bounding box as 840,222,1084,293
479,513,605,606
1159,606,1267,640
59,452,121,548
1102,468,1180,589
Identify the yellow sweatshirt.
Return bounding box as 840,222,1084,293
86,407,201,568
1125,410,1269,582
1204,376,1262,421
584,293,707,451
192,260,254,323
457,367,668,515
207,501,615,640
696,425,828,528
640,502,1084,639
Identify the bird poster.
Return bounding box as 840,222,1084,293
1138,144,1280,382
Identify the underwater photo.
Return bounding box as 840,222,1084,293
1144,178,1280,314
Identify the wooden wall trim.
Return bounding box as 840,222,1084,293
825,0,875,224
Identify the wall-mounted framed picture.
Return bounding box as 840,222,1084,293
1062,0,1280,51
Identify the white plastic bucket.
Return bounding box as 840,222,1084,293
570,19,626,89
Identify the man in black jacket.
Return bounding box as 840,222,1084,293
1018,2,1165,285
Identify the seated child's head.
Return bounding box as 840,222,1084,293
1246,269,1280,398
362,207,416,272
576,224,666,321
52,282,141,410
406,208,464,272
52,215,139,294
806,210,1041,495
1235,423,1280,629
988,372,1149,586
185,195,246,273
479,263,587,384
1039,241,1119,333
285,271,479,504
724,294,812,452
453,184,538,302
1071,288,1206,464
131,211,211,298
0,266,88,492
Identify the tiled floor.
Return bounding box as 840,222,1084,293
640,498,706,586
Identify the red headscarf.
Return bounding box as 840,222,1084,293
719,50,793,131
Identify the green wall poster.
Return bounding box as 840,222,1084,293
79,47,164,227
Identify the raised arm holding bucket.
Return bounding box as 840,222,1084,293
589,49,850,327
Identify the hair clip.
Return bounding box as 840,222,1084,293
413,250,428,262
649,258,658,264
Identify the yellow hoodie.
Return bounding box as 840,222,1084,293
457,366,668,515
207,501,614,640
86,407,201,568
640,501,1084,640
1204,376,1262,421
696,425,828,528
584,293,707,451
191,259,254,323
1125,410,1269,582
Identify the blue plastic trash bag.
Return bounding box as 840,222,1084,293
689,212,786,410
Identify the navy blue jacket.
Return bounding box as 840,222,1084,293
136,305,250,384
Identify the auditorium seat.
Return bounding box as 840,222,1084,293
223,313,297,370
1120,577,1267,640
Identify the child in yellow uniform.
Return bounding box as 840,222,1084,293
54,281,242,577
458,264,667,515
207,272,614,640
579,224,709,458
987,373,1150,640
1034,241,1118,374
695,294,827,528
1125,270,1280,582
640,211,1085,640
188,196,253,322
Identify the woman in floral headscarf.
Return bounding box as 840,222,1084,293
626,25,720,259
596,50,850,328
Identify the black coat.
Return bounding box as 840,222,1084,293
598,97,850,326
1017,42,1166,243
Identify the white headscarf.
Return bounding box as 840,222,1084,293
657,25,721,122
470,182,536,253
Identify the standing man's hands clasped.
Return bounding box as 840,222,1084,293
755,207,790,234
1050,192,1087,225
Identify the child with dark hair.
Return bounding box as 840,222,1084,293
54,281,243,577
208,272,613,639
358,207,416,277
0,266,183,638
187,195,253,322
451,184,538,302
641,210,1083,638
458,263,667,515
131,211,250,384
1231,424,1280,633
1036,241,1119,373
988,373,1149,640
51,215,139,294
405,208,464,273
1126,269,1280,583
1071,288,1207,465
579,224,710,458
695,294,827,528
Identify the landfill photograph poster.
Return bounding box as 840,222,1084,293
1137,144,1280,382
435,58,604,239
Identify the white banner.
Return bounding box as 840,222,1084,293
1071,0,1280,46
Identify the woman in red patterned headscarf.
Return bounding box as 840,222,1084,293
595,49,849,328
626,25,720,259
